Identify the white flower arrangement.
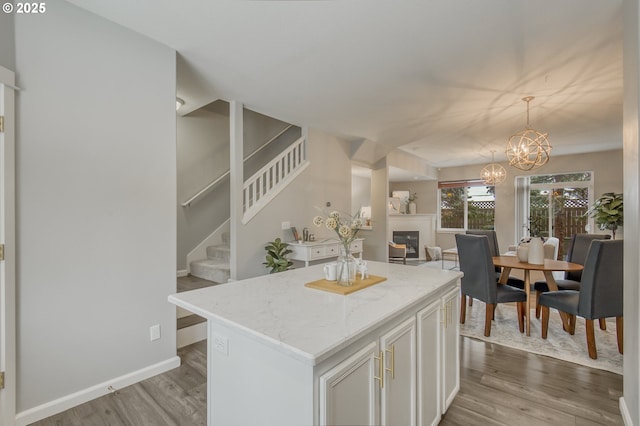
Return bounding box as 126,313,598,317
312,209,364,253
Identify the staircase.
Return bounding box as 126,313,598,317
187,136,308,283
189,232,231,283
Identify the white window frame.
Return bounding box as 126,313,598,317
514,172,594,242
437,180,495,232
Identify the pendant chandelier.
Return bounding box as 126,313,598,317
480,150,506,185
505,96,551,171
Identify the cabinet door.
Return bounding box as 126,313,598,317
319,341,380,426
441,288,460,413
417,301,441,426
379,317,417,426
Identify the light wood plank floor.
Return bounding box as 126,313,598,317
32,336,622,425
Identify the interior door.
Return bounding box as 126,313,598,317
0,64,16,426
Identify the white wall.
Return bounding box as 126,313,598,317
236,128,352,279
15,0,177,416
623,0,639,422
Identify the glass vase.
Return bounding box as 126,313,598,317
336,250,357,286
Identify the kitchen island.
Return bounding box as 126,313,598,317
169,261,462,426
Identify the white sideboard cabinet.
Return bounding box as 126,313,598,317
288,238,363,266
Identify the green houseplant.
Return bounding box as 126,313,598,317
263,238,293,273
585,192,623,239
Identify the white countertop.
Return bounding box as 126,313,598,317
169,261,461,366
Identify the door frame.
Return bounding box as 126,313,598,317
0,64,17,426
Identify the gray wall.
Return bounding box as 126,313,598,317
243,109,301,180
176,104,301,271
15,0,177,412
351,174,371,212
177,106,231,270
623,0,639,421
431,150,623,252
236,127,352,279
389,180,438,214
0,12,15,70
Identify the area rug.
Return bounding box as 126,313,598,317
459,302,623,375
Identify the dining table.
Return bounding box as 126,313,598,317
492,256,584,336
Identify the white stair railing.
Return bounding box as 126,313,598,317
181,124,294,207
242,136,309,224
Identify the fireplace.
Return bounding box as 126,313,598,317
393,231,419,258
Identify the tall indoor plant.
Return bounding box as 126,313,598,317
585,192,623,239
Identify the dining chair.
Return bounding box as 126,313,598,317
456,234,527,337
388,241,407,264
538,239,623,359
533,233,611,319
465,229,501,306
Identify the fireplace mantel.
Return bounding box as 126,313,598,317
388,214,437,260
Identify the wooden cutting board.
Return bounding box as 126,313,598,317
304,274,387,295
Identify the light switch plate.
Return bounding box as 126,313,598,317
150,324,161,341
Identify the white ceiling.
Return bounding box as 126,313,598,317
68,0,623,169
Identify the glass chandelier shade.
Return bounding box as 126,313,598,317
480,150,506,185
505,96,551,171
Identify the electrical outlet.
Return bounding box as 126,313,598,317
281,221,291,230
150,324,161,341
212,333,229,356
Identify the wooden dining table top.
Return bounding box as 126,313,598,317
492,255,583,336
492,256,584,273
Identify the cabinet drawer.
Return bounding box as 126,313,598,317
351,240,363,253
325,245,340,257
309,246,327,259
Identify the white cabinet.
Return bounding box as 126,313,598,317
319,318,416,426
169,261,462,426
441,288,460,412
417,300,442,426
288,238,364,266
319,289,460,426
380,318,417,426
319,342,380,426
416,289,459,426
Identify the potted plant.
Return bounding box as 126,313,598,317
263,238,293,273
585,192,623,239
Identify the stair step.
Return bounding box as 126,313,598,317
221,231,230,244
190,258,230,283
207,244,230,261
177,314,206,330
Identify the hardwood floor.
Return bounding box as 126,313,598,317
32,336,622,425
441,338,623,425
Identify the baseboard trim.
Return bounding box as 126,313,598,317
620,396,633,426
15,356,181,426
177,269,188,277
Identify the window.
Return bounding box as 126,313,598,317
438,179,495,230
515,172,593,259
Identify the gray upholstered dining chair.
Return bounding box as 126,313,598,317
533,233,611,319
465,229,501,306
456,234,527,337
538,239,623,359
